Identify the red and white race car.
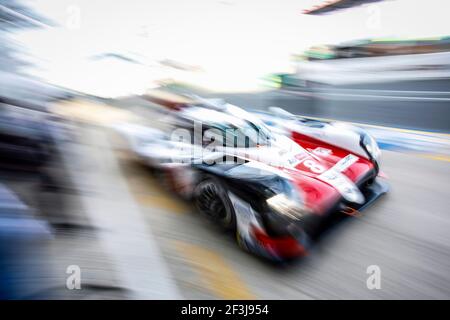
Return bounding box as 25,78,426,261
116,91,389,261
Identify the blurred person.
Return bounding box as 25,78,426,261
0,183,51,299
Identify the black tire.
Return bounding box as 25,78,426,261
193,176,236,231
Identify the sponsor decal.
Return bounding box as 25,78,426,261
318,169,364,204
313,147,332,156
333,154,359,172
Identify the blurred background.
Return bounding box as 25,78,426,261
0,0,449,299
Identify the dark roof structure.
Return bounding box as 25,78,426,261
302,0,386,15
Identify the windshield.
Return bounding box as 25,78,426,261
219,121,274,148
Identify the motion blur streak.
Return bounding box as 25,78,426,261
1,0,449,299
59,125,180,299
118,154,190,214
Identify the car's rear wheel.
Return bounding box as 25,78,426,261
194,177,236,230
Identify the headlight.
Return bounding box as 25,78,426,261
362,133,381,162
266,193,310,220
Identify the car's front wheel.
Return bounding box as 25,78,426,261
193,176,236,231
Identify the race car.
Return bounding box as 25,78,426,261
115,90,389,261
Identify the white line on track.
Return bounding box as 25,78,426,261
282,89,450,102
